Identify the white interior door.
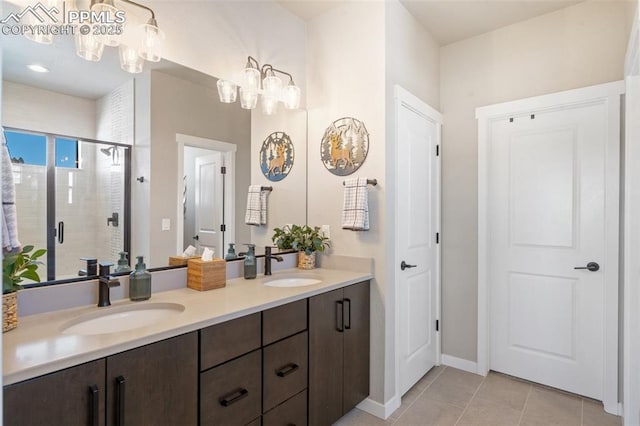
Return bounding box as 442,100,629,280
488,101,617,400
195,153,223,255
395,87,441,396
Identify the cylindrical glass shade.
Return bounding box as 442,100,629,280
91,2,121,46
119,44,144,74
217,80,238,103
262,75,282,96
75,29,105,62
282,84,301,109
138,24,165,62
261,95,279,115
240,88,258,109
241,67,261,90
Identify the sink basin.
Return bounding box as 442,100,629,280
264,275,322,288
61,302,185,336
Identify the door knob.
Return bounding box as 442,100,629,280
193,235,199,241
401,261,417,271
574,262,600,272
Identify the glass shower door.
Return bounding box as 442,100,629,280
54,140,128,279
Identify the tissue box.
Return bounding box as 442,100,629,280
187,258,226,291
168,255,200,266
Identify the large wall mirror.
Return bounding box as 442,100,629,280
2,16,308,283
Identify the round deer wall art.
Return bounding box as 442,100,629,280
320,117,369,176
260,131,294,182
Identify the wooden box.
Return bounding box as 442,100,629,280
169,255,200,266
187,258,226,291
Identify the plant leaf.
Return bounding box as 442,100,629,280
20,269,41,282
21,245,34,254
31,249,47,259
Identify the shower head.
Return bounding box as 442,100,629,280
100,147,114,156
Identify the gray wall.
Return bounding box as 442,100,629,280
147,70,251,267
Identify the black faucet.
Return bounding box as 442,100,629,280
264,246,284,276
78,257,98,277
98,262,120,307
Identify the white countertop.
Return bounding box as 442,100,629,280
3,267,372,386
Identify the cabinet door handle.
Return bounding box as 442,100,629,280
219,388,249,407
336,300,344,332
344,298,352,330
89,384,99,426
276,363,300,377
116,375,125,426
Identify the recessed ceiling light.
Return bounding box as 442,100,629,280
27,64,49,73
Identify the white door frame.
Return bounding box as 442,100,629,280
477,81,624,414
176,133,237,257
624,7,640,426
393,85,442,403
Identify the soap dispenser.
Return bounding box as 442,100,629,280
115,251,130,272
129,256,151,301
243,244,257,279
225,243,238,260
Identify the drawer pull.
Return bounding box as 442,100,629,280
89,384,99,426
276,363,300,378
219,388,249,407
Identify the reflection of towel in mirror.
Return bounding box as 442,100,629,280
342,177,369,231
2,131,21,252
245,185,268,226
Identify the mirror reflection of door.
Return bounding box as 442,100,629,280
183,147,226,257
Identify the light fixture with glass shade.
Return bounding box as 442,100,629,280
27,0,166,74
216,56,301,115
23,0,63,45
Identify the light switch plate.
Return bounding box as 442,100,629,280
162,218,171,231
321,225,331,240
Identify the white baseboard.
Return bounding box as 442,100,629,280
357,395,400,420
441,354,480,375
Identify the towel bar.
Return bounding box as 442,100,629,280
342,179,377,186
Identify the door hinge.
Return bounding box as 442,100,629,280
221,166,226,174
220,224,226,232
436,145,440,157
436,232,440,244
436,320,439,332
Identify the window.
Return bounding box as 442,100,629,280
3,130,79,169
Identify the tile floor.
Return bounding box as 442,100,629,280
335,366,621,426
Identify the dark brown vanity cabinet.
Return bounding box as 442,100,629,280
309,280,370,426
106,332,198,426
199,300,309,426
3,359,106,426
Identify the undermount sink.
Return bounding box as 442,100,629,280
264,275,323,288
61,302,185,336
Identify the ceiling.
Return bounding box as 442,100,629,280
278,0,585,45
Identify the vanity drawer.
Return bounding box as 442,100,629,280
200,313,261,370
200,350,262,426
263,331,308,412
263,390,308,426
263,299,307,345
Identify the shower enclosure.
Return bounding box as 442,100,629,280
3,128,131,282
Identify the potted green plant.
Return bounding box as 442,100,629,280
272,224,330,269
2,245,46,332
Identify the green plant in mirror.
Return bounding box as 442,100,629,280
2,245,46,294
272,224,330,255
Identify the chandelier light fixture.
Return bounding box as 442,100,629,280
24,0,165,74
216,56,301,115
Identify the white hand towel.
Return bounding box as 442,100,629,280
245,185,268,226
342,177,370,231
1,131,20,252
